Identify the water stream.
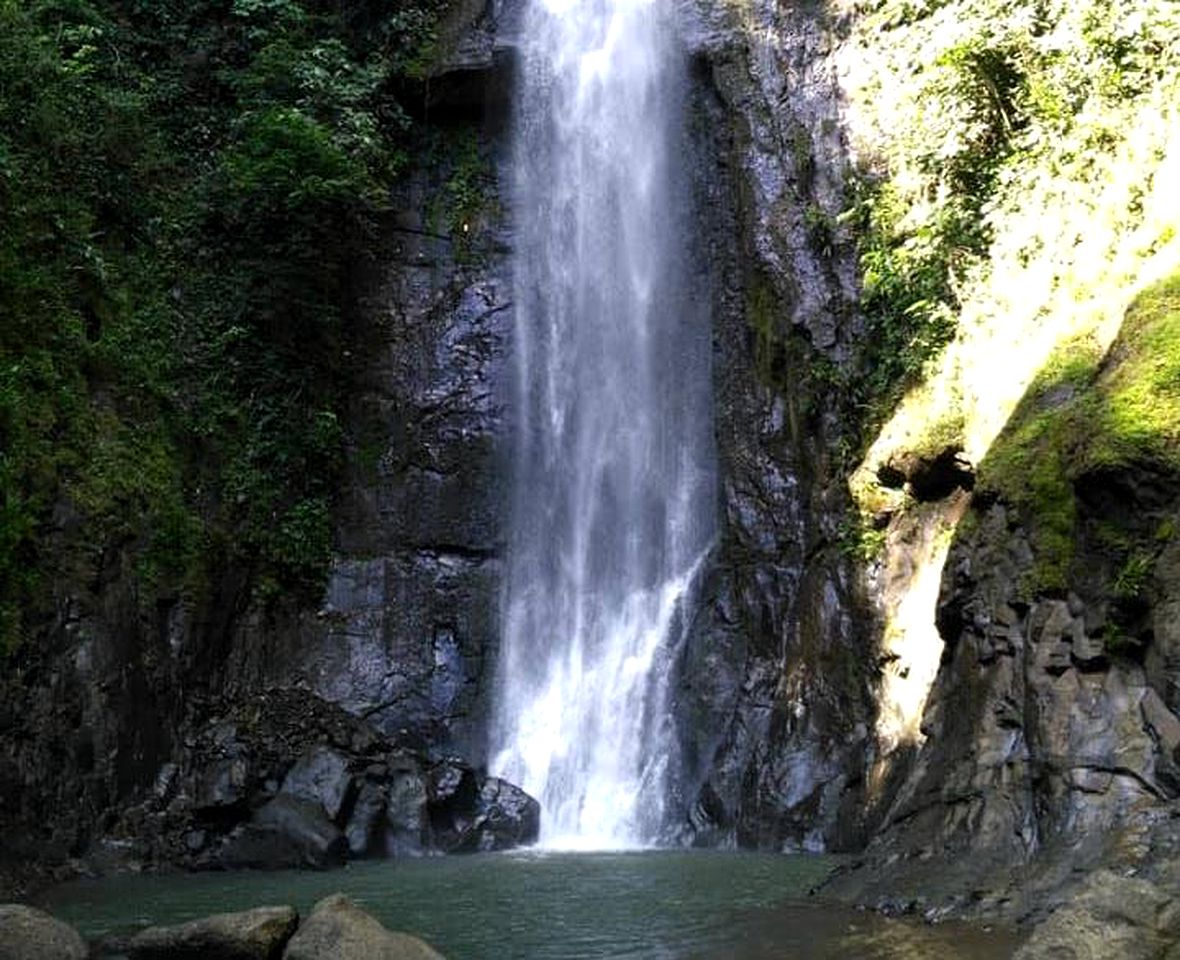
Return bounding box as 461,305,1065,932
490,0,715,846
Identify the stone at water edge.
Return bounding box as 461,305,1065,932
220,794,349,870
283,894,445,960
423,759,539,853
465,776,541,852
0,904,87,960
125,905,299,960
1014,870,1180,960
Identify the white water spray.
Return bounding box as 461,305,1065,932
490,0,714,847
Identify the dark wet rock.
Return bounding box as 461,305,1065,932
125,906,299,960
114,689,541,871
193,754,250,817
283,894,444,960
220,796,348,870
280,746,355,824
427,759,479,812
0,905,87,960
421,760,538,853
345,780,389,858
472,777,541,850
385,756,429,857
667,0,875,854
425,759,482,852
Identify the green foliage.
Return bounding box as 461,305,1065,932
1113,551,1152,600
427,130,497,260
0,0,448,657
977,272,1180,593
838,513,888,561
845,176,965,421
1083,274,1180,473
803,204,835,258
838,0,1179,448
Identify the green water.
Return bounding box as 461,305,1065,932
39,851,1017,959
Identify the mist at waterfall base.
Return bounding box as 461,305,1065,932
488,0,716,849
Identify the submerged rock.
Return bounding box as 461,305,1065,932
283,894,444,960
0,905,87,960
125,905,299,960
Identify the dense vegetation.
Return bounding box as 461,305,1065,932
0,0,446,656
842,0,1178,429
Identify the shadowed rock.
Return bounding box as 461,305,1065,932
221,796,348,870
427,760,539,853
281,746,355,824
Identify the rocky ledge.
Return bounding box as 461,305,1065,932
89,688,537,879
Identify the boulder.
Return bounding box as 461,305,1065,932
423,759,539,853
468,777,540,852
425,760,477,810
126,906,298,960
283,894,444,960
424,759,479,852
194,756,250,815
281,746,355,824
0,905,87,960
221,795,348,869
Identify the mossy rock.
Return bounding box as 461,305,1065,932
976,271,1180,592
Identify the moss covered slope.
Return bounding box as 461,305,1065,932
979,271,1180,592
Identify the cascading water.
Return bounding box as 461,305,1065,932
490,0,714,847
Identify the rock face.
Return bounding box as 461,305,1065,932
221,46,514,762
125,906,299,960
825,279,1180,925
665,1,876,851
0,905,87,960
283,895,444,960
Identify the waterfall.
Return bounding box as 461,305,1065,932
490,0,715,848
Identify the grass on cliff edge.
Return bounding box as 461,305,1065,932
976,271,1180,592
